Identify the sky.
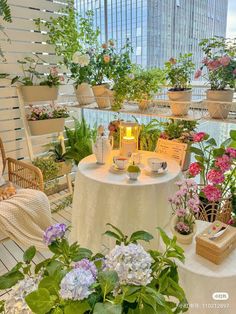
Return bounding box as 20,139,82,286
226,0,236,37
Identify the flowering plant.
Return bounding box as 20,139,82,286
0,223,188,313
108,119,121,149
195,37,236,90
188,130,236,203
159,119,198,144
11,56,64,86
27,104,69,121
169,179,200,235
165,53,195,90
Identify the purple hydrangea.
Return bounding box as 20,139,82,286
74,259,97,279
60,268,95,300
43,223,66,245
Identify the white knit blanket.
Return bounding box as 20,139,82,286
0,189,52,250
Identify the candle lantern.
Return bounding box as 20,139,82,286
119,122,139,157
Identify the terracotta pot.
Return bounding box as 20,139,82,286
74,83,95,106
206,89,233,119
28,118,65,136
170,215,196,245
20,86,58,102
57,161,72,176
168,90,192,116
92,85,112,108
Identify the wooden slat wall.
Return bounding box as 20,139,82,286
0,0,77,161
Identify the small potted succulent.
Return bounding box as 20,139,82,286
196,37,236,119
165,53,195,116
127,162,141,180
11,56,64,102
27,104,69,136
169,179,200,244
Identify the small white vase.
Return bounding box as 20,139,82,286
127,171,140,180
170,215,196,245
92,135,113,164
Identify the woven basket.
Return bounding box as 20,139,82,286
196,196,232,224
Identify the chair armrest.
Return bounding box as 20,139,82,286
7,157,44,191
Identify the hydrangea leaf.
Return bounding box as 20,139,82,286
98,270,119,296
93,303,122,314
23,246,36,263
0,270,24,290
129,231,154,243
64,301,91,314
25,288,56,314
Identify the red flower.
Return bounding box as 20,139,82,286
193,132,207,142
207,169,224,184
202,185,222,202
188,162,202,177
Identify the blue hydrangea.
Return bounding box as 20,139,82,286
60,268,95,300
43,223,66,245
74,258,97,279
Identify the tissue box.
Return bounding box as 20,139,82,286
196,221,236,265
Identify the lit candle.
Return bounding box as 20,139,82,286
124,127,134,140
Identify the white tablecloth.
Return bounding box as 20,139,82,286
165,220,236,314
71,150,181,253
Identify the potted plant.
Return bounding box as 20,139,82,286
11,56,64,102
165,53,195,116
196,37,236,119
137,119,161,151
64,117,97,165
48,140,73,176
0,223,188,313
188,130,236,222
91,40,132,109
159,119,198,170
124,67,166,110
27,104,69,136
127,162,141,180
108,119,121,149
169,179,200,244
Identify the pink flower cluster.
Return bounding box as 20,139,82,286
193,132,207,143
202,185,222,203
175,222,190,234
215,154,231,172
207,169,225,184
226,147,236,159
188,162,202,177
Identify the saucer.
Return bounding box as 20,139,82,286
144,166,168,177
109,164,127,174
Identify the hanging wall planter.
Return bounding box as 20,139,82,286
74,83,95,106
28,118,65,136
206,89,233,119
168,89,192,116
20,86,59,102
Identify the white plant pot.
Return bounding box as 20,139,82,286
74,83,95,106
170,215,196,245
28,118,65,136
127,171,140,180
92,85,112,109
168,90,192,116
206,89,233,119
20,86,58,102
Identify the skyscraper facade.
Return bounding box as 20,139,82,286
76,0,228,68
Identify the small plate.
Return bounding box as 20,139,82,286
109,164,127,174
144,167,168,177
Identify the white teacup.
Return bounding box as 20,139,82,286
113,156,128,170
147,157,167,172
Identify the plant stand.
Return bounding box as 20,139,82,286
17,87,73,203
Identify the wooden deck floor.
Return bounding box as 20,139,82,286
0,192,72,300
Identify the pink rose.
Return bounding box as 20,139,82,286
194,69,202,79
207,59,221,71
202,185,222,202
188,162,202,177
193,132,207,142
219,55,231,66
207,169,225,184
226,147,236,159
215,154,231,172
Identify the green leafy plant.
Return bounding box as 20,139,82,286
27,105,69,121
159,119,198,144
11,56,63,86
47,140,71,163
64,117,97,165
196,37,236,90
137,119,162,151
165,53,195,90
0,223,188,313
32,157,60,182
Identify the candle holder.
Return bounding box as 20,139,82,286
119,122,139,157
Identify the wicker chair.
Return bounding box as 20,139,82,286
0,138,44,191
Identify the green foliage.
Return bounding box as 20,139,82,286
11,56,62,86
32,157,60,182
199,37,236,90
138,119,161,151
165,53,195,90
64,117,97,165
23,246,36,264
0,0,11,22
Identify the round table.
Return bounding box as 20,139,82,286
165,220,236,314
71,150,181,253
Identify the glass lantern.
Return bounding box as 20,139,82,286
119,122,139,157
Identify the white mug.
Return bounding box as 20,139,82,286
147,157,167,172
113,156,128,170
